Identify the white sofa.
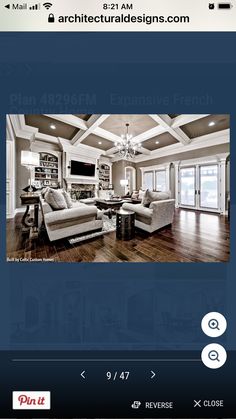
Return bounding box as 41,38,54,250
40,199,103,241
122,197,175,233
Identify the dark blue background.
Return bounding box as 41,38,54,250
0,32,235,351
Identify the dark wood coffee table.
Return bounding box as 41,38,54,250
95,199,123,219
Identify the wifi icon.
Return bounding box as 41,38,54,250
43,2,52,9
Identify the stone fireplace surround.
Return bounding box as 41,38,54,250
69,183,96,200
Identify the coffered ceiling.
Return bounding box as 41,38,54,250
100,114,158,137
181,114,229,139
142,132,178,151
82,134,114,151
168,113,180,119
73,114,92,121
25,115,79,140
17,114,230,162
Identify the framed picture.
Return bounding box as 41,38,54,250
44,180,50,186
32,180,42,189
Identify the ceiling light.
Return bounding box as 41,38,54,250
155,141,159,144
50,124,56,130
208,121,215,127
98,141,102,145
117,123,141,159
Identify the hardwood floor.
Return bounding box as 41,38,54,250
6,209,230,263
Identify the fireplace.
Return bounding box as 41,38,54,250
69,183,96,200
79,190,93,199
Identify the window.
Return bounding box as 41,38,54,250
143,171,154,190
155,170,166,191
200,164,218,209
180,167,196,206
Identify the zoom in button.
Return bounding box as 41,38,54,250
201,312,227,338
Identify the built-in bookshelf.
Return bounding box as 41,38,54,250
99,163,111,190
34,152,59,188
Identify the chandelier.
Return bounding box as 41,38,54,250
115,123,142,159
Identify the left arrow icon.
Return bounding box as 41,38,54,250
81,371,86,379
5,4,10,8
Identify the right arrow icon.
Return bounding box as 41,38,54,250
151,371,156,379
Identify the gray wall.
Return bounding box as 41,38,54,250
15,138,31,208
135,143,229,190
112,160,135,196
15,139,62,209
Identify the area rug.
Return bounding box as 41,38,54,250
68,216,116,244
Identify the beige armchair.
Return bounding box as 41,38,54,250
122,199,175,233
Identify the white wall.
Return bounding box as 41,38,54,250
6,116,16,218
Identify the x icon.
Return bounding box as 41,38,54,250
194,400,201,407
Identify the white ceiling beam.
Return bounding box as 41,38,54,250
134,129,229,163
93,127,122,143
106,146,119,156
71,114,110,145
171,114,210,128
34,132,59,145
132,125,165,144
43,114,88,131
139,147,151,155
149,114,172,130
149,114,191,145
9,115,37,141
171,126,192,145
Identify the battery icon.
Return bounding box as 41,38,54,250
218,3,232,8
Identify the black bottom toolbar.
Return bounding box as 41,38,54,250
1,351,235,417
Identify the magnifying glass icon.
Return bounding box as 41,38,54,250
208,318,220,330
208,350,220,362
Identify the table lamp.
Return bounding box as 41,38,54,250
21,151,40,193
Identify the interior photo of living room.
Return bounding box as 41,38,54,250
6,114,230,263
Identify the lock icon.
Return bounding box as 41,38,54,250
48,13,55,23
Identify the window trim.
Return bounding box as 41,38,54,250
141,164,170,191
155,169,167,192
143,170,154,190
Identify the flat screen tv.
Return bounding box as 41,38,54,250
70,160,95,177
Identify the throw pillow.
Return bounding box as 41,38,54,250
131,191,139,199
62,190,73,208
41,186,50,198
45,188,67,210
148,190,171,201
141,189,151,207
138,189,145,200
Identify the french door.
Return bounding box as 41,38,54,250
179,164,219,212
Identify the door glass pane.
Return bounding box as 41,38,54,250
200,165,218,209
180,167,195,206
143,171,153,190
155,170,166,191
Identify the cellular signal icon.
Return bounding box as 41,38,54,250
29,3,40,9
43,2,53,9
